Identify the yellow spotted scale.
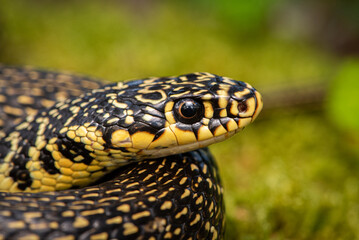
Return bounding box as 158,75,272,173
0,66,262,239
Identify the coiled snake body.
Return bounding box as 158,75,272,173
0,66,262,239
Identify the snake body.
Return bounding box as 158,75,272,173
0,66,262,239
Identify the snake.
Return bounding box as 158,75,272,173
0,65,262,239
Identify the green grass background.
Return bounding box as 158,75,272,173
0,1,358,239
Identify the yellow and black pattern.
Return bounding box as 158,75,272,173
0,65,105,136
0,66,263,239
0,149,224,239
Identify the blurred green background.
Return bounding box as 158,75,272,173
1,0,359,239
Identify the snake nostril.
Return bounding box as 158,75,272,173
237,101,247,113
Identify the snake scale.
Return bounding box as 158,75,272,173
0,65,262,239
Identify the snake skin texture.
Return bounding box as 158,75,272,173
0,66,262,239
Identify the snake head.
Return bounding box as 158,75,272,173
101,72,263,160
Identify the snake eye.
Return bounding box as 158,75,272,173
174,99,204,124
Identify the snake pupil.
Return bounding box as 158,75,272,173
181,101,199,118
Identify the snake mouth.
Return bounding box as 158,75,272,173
140,128,240,159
